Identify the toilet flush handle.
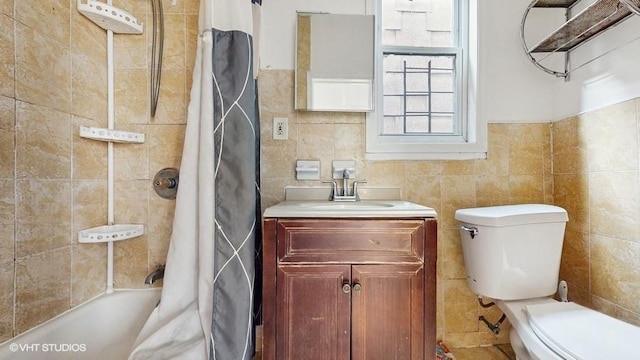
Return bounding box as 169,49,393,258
461,225,479,239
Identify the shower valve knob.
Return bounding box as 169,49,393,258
153,167,179,200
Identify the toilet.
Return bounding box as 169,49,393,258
455,204,640,360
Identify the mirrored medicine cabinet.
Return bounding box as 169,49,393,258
295,12,374,112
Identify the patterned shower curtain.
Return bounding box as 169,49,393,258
129,0,261,359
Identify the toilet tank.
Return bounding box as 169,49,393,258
455,204,568,300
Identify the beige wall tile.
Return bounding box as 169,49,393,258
15,0,69,43
114,26,147,70
334,123,364,160
404,174,441,211
158,14,186,70
440,228,466,280
151,68,186,124
405,161,443,177
15,22,71,113
559,230,589,292
72,180,108,237
0,0,13,17
148,189,176,266
475,175,509,207
357,160,404,189
585,99,638,172
297,123,335,179
444,279,479,333
115,180,149,225
474,124,509,176
554,173,589,234
162,0,185,14
186,15,198,72
589,171,640,242
508,123,545,175
115,125,150,180
15,101,71,179
591,295,640,327
0,179,14,265
261,139,297,180
149,124,186,173
113,0,147,13
15,180,71,257
72,116,108,180
552,116,588,174
72,53,108,123
15,247,71,334
71,243,106,306
508,174,544,204
115,68,149,124
0,96,14,178
185,0,199,15
590,235,640,314
258,70,295,114
0,14,14,98
114,236,149,289
441,175,475,229
71,5,108,124
0,261,14,342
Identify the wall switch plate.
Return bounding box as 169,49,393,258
273,117,288,140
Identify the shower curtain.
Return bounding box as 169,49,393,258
129,0,261,359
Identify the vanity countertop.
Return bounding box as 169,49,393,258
263,200,437,219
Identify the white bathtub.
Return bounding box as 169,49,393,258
0,289,161,360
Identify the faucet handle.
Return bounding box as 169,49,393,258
322,180,339,199
351,179,367,199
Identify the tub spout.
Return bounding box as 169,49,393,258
145,265,165,285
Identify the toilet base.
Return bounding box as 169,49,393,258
496,298,563,360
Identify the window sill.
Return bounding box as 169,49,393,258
364,150,487,161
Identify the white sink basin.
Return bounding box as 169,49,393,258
298,202,394,210
263,200,437,218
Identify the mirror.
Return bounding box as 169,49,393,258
295,13,374,112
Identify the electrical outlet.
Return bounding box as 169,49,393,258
273,117,288,140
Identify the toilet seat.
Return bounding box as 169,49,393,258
525,301,640,360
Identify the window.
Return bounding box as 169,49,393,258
366,0,486,160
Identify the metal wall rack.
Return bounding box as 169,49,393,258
521,0,640,79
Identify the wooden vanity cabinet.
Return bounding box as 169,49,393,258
262,218,437,360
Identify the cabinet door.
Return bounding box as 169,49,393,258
276,264,352,360
351,264,425,360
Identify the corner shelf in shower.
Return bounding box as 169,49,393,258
79,224,145,243
77,0,143,34
79,126,145,143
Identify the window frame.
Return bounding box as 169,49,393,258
366,0,487,160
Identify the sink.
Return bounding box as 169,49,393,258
263,200,437,218
297,202,394,210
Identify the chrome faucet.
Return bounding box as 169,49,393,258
324,169,367,201
145,265,165,285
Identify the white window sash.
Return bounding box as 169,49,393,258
366,0,486,160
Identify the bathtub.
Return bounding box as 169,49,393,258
0,289,161,360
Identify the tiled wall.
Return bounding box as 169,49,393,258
0,0,197,341
553,99,640,327
259,70,554,348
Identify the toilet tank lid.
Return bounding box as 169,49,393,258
455,204,568,227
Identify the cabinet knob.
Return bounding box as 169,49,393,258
353,283,362,292
342,283,352,294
